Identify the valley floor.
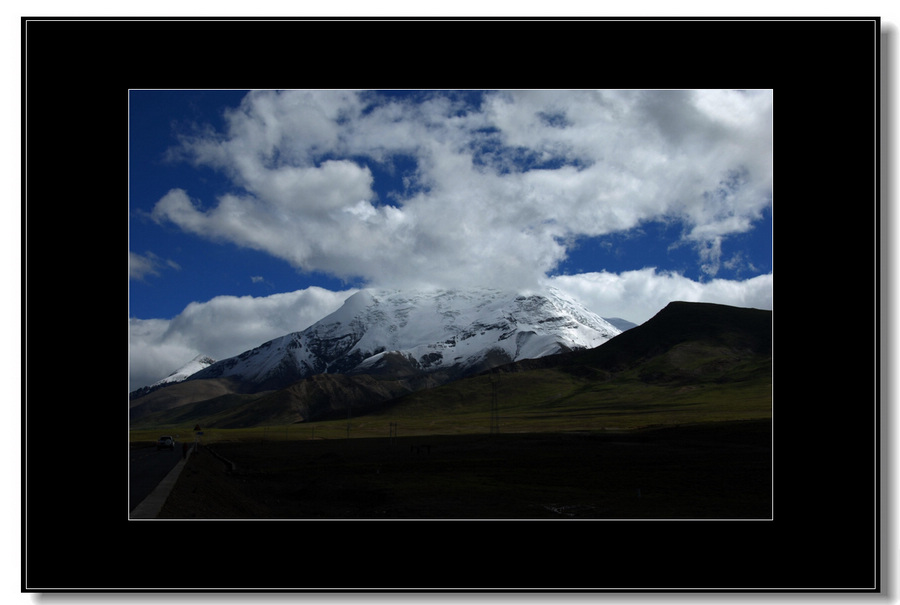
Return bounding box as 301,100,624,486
157,419,771,520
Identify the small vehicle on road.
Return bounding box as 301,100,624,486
156,436,175,450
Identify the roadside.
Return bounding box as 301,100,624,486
131,442,195,519
157,444,273,518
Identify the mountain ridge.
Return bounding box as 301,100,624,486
130,300,771,430
170,287,619,392
129,286,621,424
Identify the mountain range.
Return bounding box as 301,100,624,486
130,290,772,430
130,287,622,421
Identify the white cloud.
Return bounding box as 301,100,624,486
129,317,201,391
129,286,357,391
149,89,773,289
129,251,179,281
129,251,160,281
547,269,773,326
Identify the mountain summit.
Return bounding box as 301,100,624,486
185,287,621,393
152,354,216,387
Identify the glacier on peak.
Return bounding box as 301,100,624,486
182,287,622,392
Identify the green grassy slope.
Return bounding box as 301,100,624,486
354,301,772,434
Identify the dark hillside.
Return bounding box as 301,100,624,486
493,301,771,377
213,373,417,428
130,372,419,429
129,377,245,420
575,301,768,366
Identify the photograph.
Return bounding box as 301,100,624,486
128,87,775,523
19,15,881,595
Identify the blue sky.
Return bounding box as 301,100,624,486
129,89,773,390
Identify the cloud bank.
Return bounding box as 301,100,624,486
547,269,773,327
129,287,357,391
150,89,772,291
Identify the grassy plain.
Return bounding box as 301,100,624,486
156,419,771,519
141,363,771,520
134,301,772,520
131,357,771,445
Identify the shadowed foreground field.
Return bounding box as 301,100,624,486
157,419,771,519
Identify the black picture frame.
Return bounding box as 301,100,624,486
22,16,881,594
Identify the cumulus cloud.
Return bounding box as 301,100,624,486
150,89,773,290
546,269,773,326
129,286,357,391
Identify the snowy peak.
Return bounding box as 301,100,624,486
188,287,622,392
151,354,216,387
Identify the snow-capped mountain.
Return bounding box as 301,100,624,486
151,354,217,387
184,287,621,393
